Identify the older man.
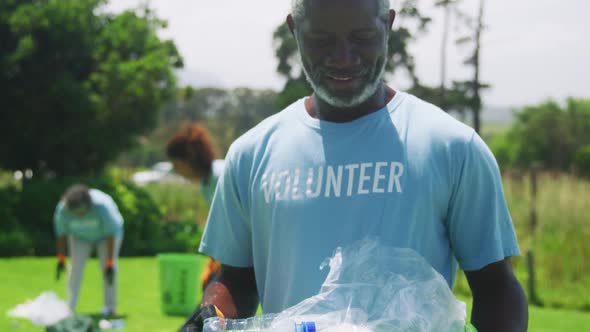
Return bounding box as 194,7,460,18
181,1,528,331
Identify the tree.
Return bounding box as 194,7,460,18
434,0,461,99
272,0,431,110
408,80,470,117
119,87,279,166
490,98,590,171
161,87,279,155
455,0,490,133
0,0,182,176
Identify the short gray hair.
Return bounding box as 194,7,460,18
63,184,91,211
291,0,391,24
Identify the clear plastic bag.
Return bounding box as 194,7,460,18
205,238,467,332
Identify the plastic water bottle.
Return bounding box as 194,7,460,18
202,313,316,332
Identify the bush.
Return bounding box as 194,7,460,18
155,221,202,253
573,144,590,177
489,131,518,171
498,98,590,171
141,182,209,254
142,182,209,225
109,181,164,256
0,229,34,257
0,175,164,256
0,173,210,257
0,184,19,230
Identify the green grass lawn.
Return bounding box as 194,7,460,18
459,295,590,332
2,258,589,331
1,257,186,331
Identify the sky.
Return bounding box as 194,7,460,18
105,0,590,108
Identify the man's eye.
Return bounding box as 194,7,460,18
307,36,331,46
309,35,329,41
353,32,377,41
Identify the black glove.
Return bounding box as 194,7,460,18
104,266,115,285
178,304,223,332
56,261,65,281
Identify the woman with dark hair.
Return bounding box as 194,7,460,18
166,122,224,204
166,122,224,290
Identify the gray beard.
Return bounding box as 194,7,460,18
299,51,388,109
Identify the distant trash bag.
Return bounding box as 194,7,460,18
98,318,125,330
206,238,467,331
46,315,98,332
7,291,72,326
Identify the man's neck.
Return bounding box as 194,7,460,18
304,84,396,123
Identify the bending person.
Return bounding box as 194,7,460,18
54,184,124,316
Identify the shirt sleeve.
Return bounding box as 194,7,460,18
97,196,124,236
199,153,253,267
53,202,69,237
447,132,520,271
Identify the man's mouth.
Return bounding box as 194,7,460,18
327,74,354,81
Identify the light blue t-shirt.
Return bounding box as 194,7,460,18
199,91,520,313
54,189,124,242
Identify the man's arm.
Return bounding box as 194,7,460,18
106,235,115,259
103,235,116,285
54,203,68,255
201,264,259,318
55,235,67,280
56,235,67,256
465,258,528,332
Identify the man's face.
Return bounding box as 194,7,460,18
171,159,202,182
294,0,391,108
68,204,90,217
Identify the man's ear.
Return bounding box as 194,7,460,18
388,9,396,30
287,14,296,36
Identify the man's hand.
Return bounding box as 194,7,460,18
178,265,258,332
178,304,223,332
56,254,66,281
104,258,115,285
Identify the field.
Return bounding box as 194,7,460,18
1,258,185,332
503,173,589,310
2,172,589,330
1,257,589,331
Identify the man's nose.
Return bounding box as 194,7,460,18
325,42,361,69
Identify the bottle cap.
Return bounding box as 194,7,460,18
301,321,316,332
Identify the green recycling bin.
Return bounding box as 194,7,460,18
158,253,208,316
